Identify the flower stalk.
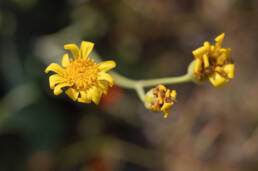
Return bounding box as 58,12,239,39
109,71,192,102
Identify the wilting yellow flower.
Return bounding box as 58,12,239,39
192,33,235,88
144,85,176,118
45,41,116,104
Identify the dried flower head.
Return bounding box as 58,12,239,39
144,85,176,118
45,41,116,104
192,33,235,87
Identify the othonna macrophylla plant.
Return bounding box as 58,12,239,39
45,33,235,118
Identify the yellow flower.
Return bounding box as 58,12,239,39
192,33,235,88
144,85,176,118
45,41,116,104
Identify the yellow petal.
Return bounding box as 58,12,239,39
64,44,80,59
49,74,65,89
203,41,210,51
209,73,228,88
192,46,207,59
53,83,71,95
65,88,79,101
161,102,173,112
217,53,227,65
210,45,214,51
215,66,223,73
225,48,232,58
170,90,176,99
158,85,166,91
158,93,163,104
214,33,225,55
77,91,91,103
165,89,170,98
161,102,173,118
215,33,225,46
203,54,209,68
194,58,202,73
216,48,232,65
98,72,114,85
97,61,116,72
98,81,109,95
80,41,94,59
87,87,102,105
62,53,70,67
223,64,235,79
45,63,64,75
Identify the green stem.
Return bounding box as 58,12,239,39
135,84,145,102
94,51,192,102
110,71,192,102
138,74,192,87
109,71,137,89
110,71,145,102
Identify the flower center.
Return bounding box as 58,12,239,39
194,56,232,81
64,59,99,91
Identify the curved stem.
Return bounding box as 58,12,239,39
135,83,145,102
110,71,145,102
111,72,192,88
110,71,192,102
138,74,192,87
109,71,137,89
94,51,192,102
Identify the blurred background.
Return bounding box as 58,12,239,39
0,0,258,170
